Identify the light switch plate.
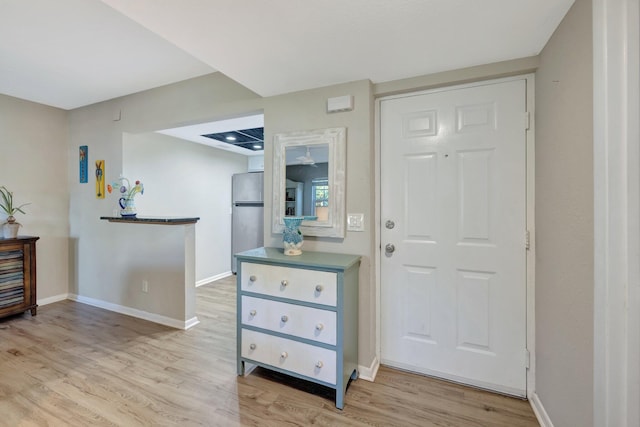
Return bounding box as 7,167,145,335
347,213,365,231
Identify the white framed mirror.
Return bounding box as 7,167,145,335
272,127,346,238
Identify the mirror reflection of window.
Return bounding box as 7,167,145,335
285,162,329,216
311,178,329,221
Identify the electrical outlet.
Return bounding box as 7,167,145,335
142,280,149,293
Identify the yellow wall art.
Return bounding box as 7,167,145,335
95,160,105,198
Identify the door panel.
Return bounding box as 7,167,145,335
380,79,527,396
406,154,437,240
458,149,493,242
404,266,436,343
457,269,493,353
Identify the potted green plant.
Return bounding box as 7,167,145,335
0,186,30,239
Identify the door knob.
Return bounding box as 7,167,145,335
385,220,395,229
385,243,395,254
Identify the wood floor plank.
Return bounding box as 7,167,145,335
0,276,539,426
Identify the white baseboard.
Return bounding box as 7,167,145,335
37,293,69,306
184,317,200,329
358,356,380,382
68,294,198,330
196,271,232,287
530,392,554,427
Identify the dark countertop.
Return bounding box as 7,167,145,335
0,235,40,242
100,216,200,225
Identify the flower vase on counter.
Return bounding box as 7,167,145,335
118,197,137,217
107,176,144,218
283,216,304,256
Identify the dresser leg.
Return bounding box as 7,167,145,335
336,390,344,410
30,307,37,316
237,360,245,376
335,368,358,409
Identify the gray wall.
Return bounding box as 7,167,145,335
63,70,381,366
0,94,69,302
123,132,247,281
68,73,262,317
535,0,594,425
264,80,377,367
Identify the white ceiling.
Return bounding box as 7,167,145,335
0,0,574,110
0,0,214,110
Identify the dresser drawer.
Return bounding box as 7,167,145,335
241,329,337,385
241,296,337,345
241,263,337,306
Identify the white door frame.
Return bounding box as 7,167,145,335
373,74,536,398
593,0,640,425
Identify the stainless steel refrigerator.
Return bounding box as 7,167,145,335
231,172,264,273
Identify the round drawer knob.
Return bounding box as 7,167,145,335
315,284,323,292
281,351,288,359
315,323,324,331
249,343,256,350
316,361,324,368
249,309,257,316
281,315,289,323
281,280,288,287
249,275,257,282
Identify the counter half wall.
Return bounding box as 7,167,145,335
92,217,200,329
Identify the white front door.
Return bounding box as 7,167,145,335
380,79,528,396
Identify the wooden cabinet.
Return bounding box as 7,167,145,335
236,247,360,409
0,236,39,319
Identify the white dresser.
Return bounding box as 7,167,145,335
236,247,360,409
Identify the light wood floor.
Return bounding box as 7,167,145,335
0,276,539,426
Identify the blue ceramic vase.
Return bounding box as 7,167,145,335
283,216,304,256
